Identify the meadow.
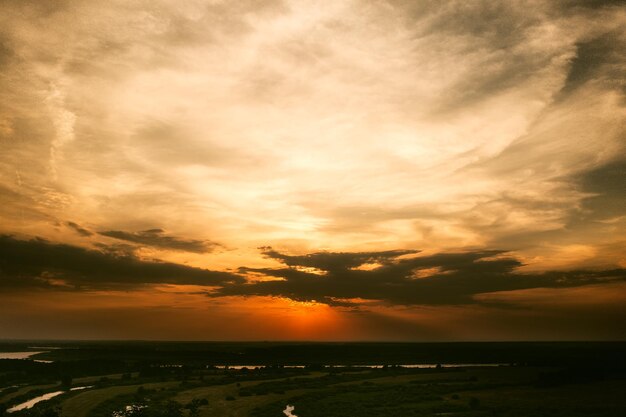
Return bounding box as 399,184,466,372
0,342,624,417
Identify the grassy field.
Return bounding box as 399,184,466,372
45,367,625,417
247,368,626,417
1,341,624,417
171,372,328,417
0,366,623,416
60,382,179,417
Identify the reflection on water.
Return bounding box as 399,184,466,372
0,352,46,360
6,386,92,413
215,363,506,370
0,351,53,363
215,365,305,370
6,391,64,413
365,363,506,369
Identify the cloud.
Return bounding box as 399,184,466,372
99,228,220,253
561,0,626,10
259,246,419,272
0,0,623,258
576,159,626,221
0,235,242,290
477,158,626,269
66,221,93,237
211,248,626,306
4,233,620,308
559,31,624,96
0,0,624,342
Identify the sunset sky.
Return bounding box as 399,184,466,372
1,0,625,341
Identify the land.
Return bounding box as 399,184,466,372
0,342,625,417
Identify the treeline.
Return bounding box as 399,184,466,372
0,359,129,386
13,341,626,368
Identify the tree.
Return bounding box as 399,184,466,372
185,398,205,417
60,374,72,388
24,406,61,417
469,397,480,409
162,400,183,417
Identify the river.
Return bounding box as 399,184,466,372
6,386,92,413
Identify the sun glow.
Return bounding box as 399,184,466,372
0,0,624,341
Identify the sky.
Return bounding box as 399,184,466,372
0,0,625,341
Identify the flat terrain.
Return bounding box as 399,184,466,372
61,382,179,417
0,341,624,416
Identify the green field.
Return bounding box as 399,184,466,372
60,382,179,417
1,342,625,417
2,367,620,417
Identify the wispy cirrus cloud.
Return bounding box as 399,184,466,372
0,0,623,256
0,0,624,340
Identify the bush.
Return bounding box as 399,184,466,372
185,398,206,417
469,397,480,409
60,374,72,388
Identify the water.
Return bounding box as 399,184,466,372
215,365,306,370
27,346,62,350
6,391,65,413
214,363,506,370
0,352,46,360
6,386,92,413
357,363,507,369
284,405,298,417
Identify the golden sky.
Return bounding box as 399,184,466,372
0,0,625,340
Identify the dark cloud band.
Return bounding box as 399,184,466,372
0,235,242,290
212,248,626,306
99,228,220,253
1,235,624,308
